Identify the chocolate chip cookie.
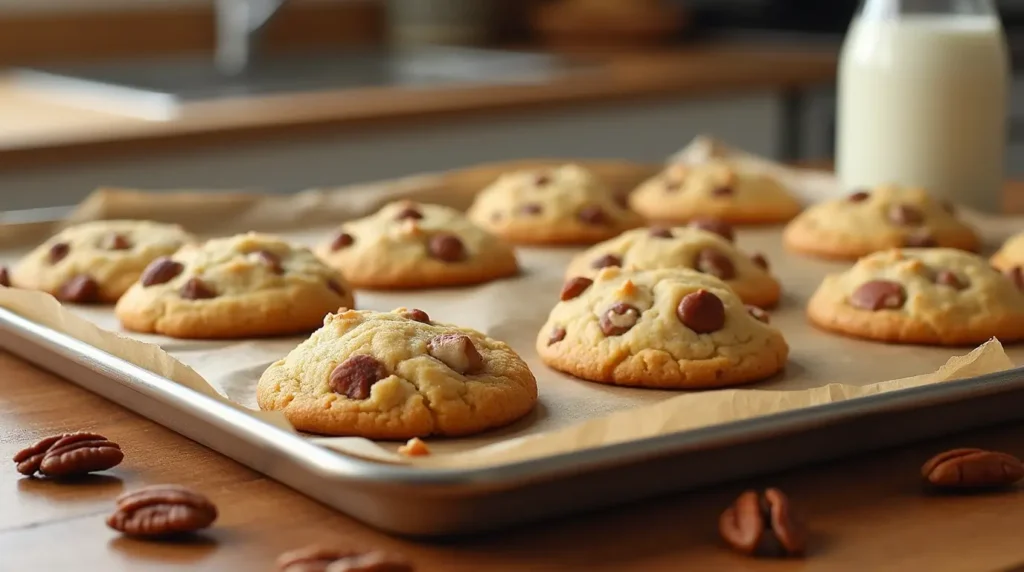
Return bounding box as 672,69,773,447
10,220,193,304
564,223,781,308
628,160,803,225
784,185,979,260
115,233,354,339
315,201,518,290
257,308,538,438
467,164,643,245
808,248,1024,345
538,267,789,389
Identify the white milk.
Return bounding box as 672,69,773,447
836,15,1009,212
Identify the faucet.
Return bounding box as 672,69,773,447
214,0,288,75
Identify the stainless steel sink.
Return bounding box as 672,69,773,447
12,47,582,119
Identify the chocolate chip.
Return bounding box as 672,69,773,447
695,249,736,280
394,206,423,221
888,204,924,226
599,303,641,336
48,242,70,264
58,275,99,304
329,355,388,400
935,270,967,290
711,186,734,198
179,277,217,300
1005,267,1024,290
548,327,567,345
428,334,483,374
428,233,466,262
104,233,132,250
256,250,284,274
649,227,673,239
677,290,726,334
140,257,184,287
848,190,870,202
750,253,769,270
577,205,608,225
331,232,354,251
0,266,9,287
850,280,906,311
535,173,552,186
589,255,621,271
904,231,937,248
689,218,735,242
401,308,430,323
326,279,346,296
519,203,543,215
747,305,770,324
560,277,593,301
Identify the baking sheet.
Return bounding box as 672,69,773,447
1,139,1022,471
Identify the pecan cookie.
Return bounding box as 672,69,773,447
628,160,803,225
115,233,354,339
537,267,789,389
466,164,643,245
808,248,1024,345
10,220,193,304
257,308,538,438
315,201,518,290
564,223,781,308
990,232,1024,279
784,185,979,260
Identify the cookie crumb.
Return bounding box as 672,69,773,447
398,438,430,457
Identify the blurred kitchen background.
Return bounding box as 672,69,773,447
0,0,1021,211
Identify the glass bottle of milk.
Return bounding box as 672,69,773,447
836,0,1010,212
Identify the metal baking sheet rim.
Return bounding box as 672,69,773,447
3,305,1024,536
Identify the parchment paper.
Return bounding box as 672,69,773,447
1,137,1021,469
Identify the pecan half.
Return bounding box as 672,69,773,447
106,485,218,538
141,257,184,287
58,275,100,304
13,432,123,477
719,488,807,558
428,334,483,375
921,448,1024,490
276,546,412,572
330,355,389,400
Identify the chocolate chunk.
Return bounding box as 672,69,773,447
58,275,99,304
428,233,466,262
591,254,622,270
888,204,924,226
1005,266,1024,290
935,270,967,290
326,279,346,297
711,186,734,198
649,227,674,239
428,334,483,374
850,280,906,311
695,249,736,280
677,289,726,333
0,266,9,287
747,305,770,324
548,327,567,346
140,257,184,287
329,355,388,400
104,233,132,250
689,218,735,242
401,308,430,323
179,277,217,300
904,231,937,248
256,250,284,274
394,206,423,221
577,205,608,225
519,203,543,215
331,232,354,251
750,253,769,270
848,190,870,202
599,303,641,336
48,242,70,264
560,277,593,301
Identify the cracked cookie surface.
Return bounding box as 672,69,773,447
115,232,354,339
256,308,538,438
564,224,781,308
808,248,1024,345
10,220,193,304
628,160,803,224
467,164,643,245
314,201,518,290
537,267,789,389
784,185,979,260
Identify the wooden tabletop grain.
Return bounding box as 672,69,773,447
4,187,1024,571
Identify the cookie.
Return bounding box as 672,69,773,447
990,232,1024,280
563,222,781,308
115,233,354,339
314,201,518,290
257,308,538,438
628,160,803,224
537,267,789,389
466,164,643,245
807,248,1024,345
784,185,979,260
9,220,193,304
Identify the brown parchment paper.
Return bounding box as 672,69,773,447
1,137,1022,470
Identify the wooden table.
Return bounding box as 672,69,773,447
4,189,1024,571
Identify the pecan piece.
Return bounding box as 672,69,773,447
276,546,412,572
331,232,355,251
577,205,608,225
399,308,430,323
747,305,770,324
850,280,905,311
888,204,925,226
141,257,184,287
694,248,736,280
548,326,567,346
179,277,217,300
330,355,388,400
428,334,483,374
13,432,122,477
921,448,1024,490
648,227,673,239
394,205,423,221
58,275,100,304
591,254,622,270
689,218,735,242
398,438,430,458
599,303,641,336
104,233,132,251
848,190,870,202
719,488,807,558
106,485,218,538
48,242,70,264
0,266,9,287
256,250,284,274
560,277,593,301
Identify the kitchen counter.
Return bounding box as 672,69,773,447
0,45,837,171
